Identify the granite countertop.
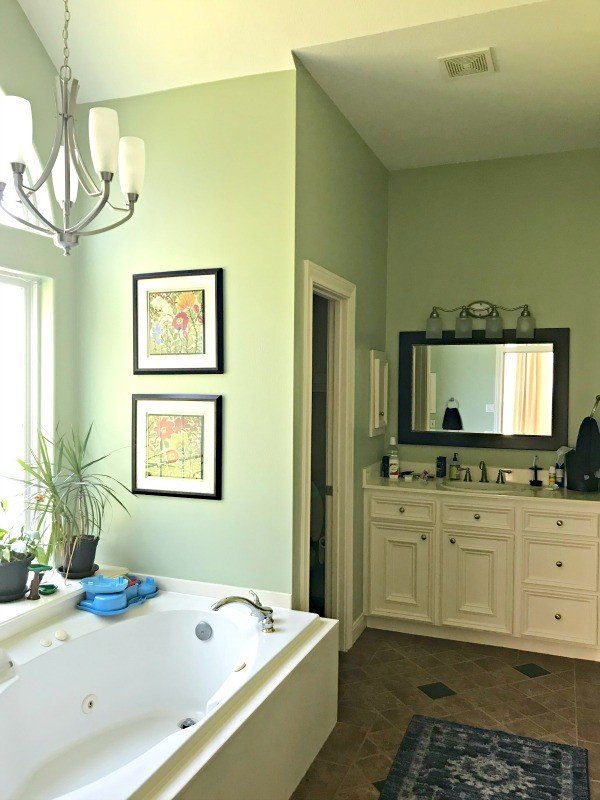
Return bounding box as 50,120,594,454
363,466,600,504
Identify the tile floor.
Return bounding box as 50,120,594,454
291,628,600,799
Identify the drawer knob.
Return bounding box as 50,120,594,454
399,506,405,513
556,561,563,567
421,534,427,541
555,613,562,620
556,520,564,527
450,537,456,544
474,513,481,520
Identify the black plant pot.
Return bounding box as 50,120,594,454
0,554,34,602
61,536,99,579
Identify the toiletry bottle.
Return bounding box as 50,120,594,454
548,466,556,487
555,460,564,488
436,456,447,478
449,452,460,481
388,437,400,479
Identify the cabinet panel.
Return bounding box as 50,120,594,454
523,536,598,592
370,522,433,622
441,530,513,634
442,502,514,532
370,495,435,525
522,590,597,646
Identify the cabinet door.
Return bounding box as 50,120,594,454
441,530,513,634
370,522,433,622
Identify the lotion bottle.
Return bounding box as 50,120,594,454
388,437,400,479
449,452,461,481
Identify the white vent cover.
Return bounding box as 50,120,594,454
439,48,496,78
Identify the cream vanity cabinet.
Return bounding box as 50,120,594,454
364,471,600,658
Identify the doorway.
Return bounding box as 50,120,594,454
300,260,356,650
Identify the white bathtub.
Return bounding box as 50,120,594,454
0,590,338,800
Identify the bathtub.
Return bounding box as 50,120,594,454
0,589,338,800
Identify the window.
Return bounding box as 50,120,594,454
0,272,40,525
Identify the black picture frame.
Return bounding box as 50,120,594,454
398,328,569,451
133,268,224,374
132,394,223,500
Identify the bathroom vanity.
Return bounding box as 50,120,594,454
363,466,600,660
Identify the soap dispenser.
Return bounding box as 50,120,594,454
449,452,461,481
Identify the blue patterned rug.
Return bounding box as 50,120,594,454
378,715,589,799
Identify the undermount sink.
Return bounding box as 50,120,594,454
440,480,534,496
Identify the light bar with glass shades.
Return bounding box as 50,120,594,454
425,300,535,340
0,0,145,255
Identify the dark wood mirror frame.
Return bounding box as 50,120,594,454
398,328,570,451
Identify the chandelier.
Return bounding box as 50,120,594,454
0,0,145,255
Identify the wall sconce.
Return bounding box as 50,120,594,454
425,301,535,340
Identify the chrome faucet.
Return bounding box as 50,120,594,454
496,469,513,484
212,590,275,632
479,461,489,483
460,467,472,482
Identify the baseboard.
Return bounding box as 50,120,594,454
351,613,366,645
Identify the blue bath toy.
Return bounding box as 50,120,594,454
77,573,158,616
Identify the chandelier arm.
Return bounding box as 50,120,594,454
496,304,527,312
13,173,61,234
0,198,55,236
67,81,103,197
107,199,132,213
78,203,134,236
65,179,110,234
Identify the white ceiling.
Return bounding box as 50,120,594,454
296,0,600,169
17,0,545,102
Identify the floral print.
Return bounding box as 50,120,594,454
146,413,203,480
147,289,205,356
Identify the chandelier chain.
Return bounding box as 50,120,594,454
59,0,71,81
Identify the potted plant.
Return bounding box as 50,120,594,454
0,502,43,602
19,425,130,578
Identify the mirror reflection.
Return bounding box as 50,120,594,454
412,343,554,436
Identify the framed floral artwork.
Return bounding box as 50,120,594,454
132,394,222,500
133,268,224,374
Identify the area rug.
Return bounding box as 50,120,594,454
378,715,590,799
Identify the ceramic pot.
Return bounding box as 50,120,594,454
62,536,99,578
0,554,34,602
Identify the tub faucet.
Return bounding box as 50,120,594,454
212,591,275,633
479,461,489,483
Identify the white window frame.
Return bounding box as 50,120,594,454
0,270,41,524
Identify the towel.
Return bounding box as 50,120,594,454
442,406,463,431
566,416,600,491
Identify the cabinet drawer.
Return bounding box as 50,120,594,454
522,591,597,646
522,509,598,537
442,502,514,531
523,537,598,592
370,495,435,524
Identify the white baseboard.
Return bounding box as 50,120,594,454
149,573,292,610
351,613,366,645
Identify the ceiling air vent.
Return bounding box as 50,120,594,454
439,48,496,79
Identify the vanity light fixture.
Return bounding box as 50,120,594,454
0,0,145,255
425,301,535,340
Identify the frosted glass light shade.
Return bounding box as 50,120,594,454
2,96,32,165
485,310,504,339
455,309,473,339
516,309,536,339
426,312,443,340
89,107,119,175
51,146,79,206
118,137,145,196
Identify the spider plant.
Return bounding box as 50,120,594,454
18,425,130,567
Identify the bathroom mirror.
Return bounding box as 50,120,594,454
398,328,569,450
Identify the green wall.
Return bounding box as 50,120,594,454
77,72,297,592
387,148,600,469
294,64,389,618
0,0,78,429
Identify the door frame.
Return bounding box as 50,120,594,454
299,260,356,650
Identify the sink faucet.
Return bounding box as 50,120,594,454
460,467,472,482
496,468,513,484
212,590,275,632
479,461,489,483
